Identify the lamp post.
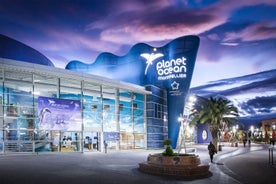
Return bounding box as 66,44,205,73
250,125,254,133
249,125,254,145
177,95,196,153
231,124,239,147
178,115,186,153
250,125,254,139
233,126,237,145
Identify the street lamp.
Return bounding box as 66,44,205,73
250,125,254,133
231,125,239,147
178,114,187,153
232,126,237,140
177,94,196,153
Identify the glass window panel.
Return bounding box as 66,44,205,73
102,86,116,132
133,93,145,133
0,73,3,117
4,70,32,82
83,96,101,130
60,78,81,100
0,68,3,81
0,130,3,152
4,80,33,95
5,107,34,139
18,130,34,140
60,78,80,88
119,90,132,132
34,74,57,85
34,75,55,98
0,97,3,120
120,132,134,149
0,77,3,151
4,71,33,122
60,131,81,152
83,83,101,130
134,133,145,148
35,130,59,152
4,117,18,140
34,74,58,129
83,82,101,93
119,101,131,132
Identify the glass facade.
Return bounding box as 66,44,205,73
0,62,147,153
145,85,168,148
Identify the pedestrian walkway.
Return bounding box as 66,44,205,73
217,144,276,184
0,143,275,184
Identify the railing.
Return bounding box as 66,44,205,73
4,141,33,153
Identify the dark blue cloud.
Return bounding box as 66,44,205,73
190,69,276,123
247,96,276,110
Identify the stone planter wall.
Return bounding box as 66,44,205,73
147,153,200,166
139,153,210,178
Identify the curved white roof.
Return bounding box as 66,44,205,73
0,58,151,95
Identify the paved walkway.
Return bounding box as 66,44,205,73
0,143,275,184
216,144,276,184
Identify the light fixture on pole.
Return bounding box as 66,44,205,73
177,94,196,153
178,114,187,153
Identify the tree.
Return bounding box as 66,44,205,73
190,96,239,150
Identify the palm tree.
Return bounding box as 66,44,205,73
190,96,239,150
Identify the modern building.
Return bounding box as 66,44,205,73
0,34,200,153
0,58,152,153
261,118,276,140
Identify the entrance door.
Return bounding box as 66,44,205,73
60,131,81,152
49,130,60,152
83,132,99,152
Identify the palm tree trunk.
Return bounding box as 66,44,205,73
211,129,219,150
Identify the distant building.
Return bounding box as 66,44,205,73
262,118,276,139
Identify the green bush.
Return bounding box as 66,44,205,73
162,146,174,156
161,139,197,157
177,153,197,157
162,139,172,146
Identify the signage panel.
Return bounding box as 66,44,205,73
38,96,82,131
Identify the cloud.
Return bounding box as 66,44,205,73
86,0,276,45
190,69,276,119
223,21,276,42
220,42,239,46
24,27,126,63
1,0,275,71
86,2,227,44
239,96,276,115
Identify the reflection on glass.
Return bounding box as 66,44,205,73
0,68,146,152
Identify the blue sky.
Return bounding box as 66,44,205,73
0,0,276,87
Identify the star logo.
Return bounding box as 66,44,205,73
171,81,179,90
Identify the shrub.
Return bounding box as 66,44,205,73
162,139,174,156
162,139,172,146
162,146,174,156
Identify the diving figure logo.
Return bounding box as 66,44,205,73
140,53,164,75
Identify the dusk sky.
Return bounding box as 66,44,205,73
0,0,276,87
